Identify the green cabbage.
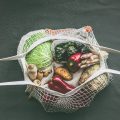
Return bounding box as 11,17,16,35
26,41,52,69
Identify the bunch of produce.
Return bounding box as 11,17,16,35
66,52,100,72
48,41,101,94
26,40,101,94
80,53,100,68
54,41,90,62
79,64,108,91
25,41,53,86
47,66,74,94
27,64,52,86
48,75,75,94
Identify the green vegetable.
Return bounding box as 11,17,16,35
67,60,79,73
75,42,84,51
81,46,91,53
67,45,78,57
64,42,75,49
55,41,84,62
55,43,67,62
26,41,52,69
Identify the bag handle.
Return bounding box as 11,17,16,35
86,68,120,83
0,80,34,86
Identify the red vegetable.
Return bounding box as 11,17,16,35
67,52,82,73
68,52,82,63
48,75,75,94
48,81,66,94
52,75,75,93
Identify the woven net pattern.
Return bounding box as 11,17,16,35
18,26,110,112
25,73,109,112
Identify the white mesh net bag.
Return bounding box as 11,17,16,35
0,26,120,113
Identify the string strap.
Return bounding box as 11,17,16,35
0,80,34,86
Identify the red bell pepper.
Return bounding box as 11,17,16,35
68,52,82,63
67,52,82,73
52,75,75,93
48,81,66,94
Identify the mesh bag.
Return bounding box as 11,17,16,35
0,26,120,113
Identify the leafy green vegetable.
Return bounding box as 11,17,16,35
81,46,91,53
55,41,84,62
26,41,52,69
55,43,67,62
